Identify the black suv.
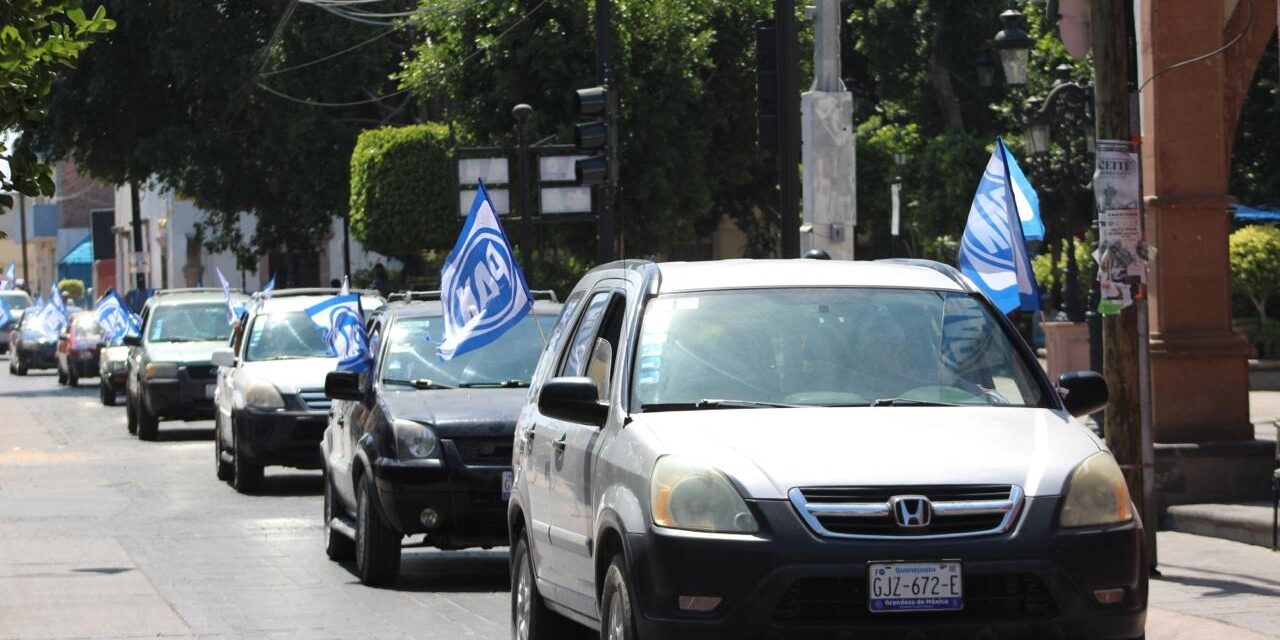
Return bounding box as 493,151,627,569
124,289,246,440
320,291,561,585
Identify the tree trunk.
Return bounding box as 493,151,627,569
926,22,965,132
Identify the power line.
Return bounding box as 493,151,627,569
1137,0,1254,93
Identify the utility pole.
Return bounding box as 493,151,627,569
342,212,351,280
130,182,146,291
18,193,29,286
513,103,534,276
775,0,801,258
594,0,617,264
800,0,857,260
1092,0,1149,566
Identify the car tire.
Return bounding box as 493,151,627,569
100,380,115,406
323,468,355,561
355,472,400,586
136,398,160,441
511,533,577,640
14,358,26,376
600,553,639,640
214,417,233,482
231,417,263,493
125,396,138,435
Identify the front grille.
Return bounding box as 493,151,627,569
185,365,216,380
452,437,513,466
293,420,326,442
774,573,1056,624
298,390,331,412
791,485,1021,539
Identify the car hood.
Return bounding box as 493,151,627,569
380,387,527,438
145,341,226,364
102,345,130,362
240,357,337,394
631,407,1103,500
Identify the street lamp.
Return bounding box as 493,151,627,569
992,9,1033,87
974,50,997,89
512,103,535,276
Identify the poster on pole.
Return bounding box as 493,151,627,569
1093,140,1145,316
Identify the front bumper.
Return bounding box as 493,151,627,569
624,497,1146,640
142,369,217,418
16,343,57,369
66,351,100,377
236,407,327,469
370,438,512,542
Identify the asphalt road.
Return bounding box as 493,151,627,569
0,362,513,639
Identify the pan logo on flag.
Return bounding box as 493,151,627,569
447,229,520,336
323,304,366,370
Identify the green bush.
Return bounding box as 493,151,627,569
1229,224,1280,356
1030,237,1093,313
349,123,458,275
58,278,85,302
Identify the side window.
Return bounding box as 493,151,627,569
561,291,625,399
560,292,613,378
530,291,586,390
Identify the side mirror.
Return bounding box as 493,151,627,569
1058,371,1109,418
539,377,608,426
210,348,236,368
325,371,363,402
58,332,70,341
122,335,142,347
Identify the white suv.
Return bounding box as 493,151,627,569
509,259,1145,640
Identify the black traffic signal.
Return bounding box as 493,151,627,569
573,85,612,186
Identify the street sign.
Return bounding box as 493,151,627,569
459,188,510,216
458,157,510,185
540,187,592,214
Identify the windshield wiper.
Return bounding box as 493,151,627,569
384,378,454,390
459,379,529,388
869,398,962,407
641,398,804,412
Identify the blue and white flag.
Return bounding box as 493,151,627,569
340,275,349,296
1003,142,1044,242
0,262,14,290
437,182,532,361
305,294,372,373
958,139,1042,314
262,274,276,298
50,282,67,318
0,298,12,327
94,289,141,343
216,267,245,324
32,298,66,338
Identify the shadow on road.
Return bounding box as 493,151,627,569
156,426,215,441
256,472,323,497
345,549,512,594
1156,564,1280,597
0,384,98,398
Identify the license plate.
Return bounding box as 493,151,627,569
205,384,216,399
501,471,513,500
868,561,963,612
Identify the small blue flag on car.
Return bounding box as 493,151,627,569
437,181,532,361
216,267,245,324
958,138,1042,314
262,274,276,297
50,282,68,317
304,294,373,373
0,298,11,327
33,297,66,338
1,262,14,290
94,288,141,343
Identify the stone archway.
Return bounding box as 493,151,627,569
1140,0,1278,443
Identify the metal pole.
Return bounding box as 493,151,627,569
594,0,616,264
775,0,801,258
513,104,534,276
342,212,351,280
18,193,28,286
130,183,146,291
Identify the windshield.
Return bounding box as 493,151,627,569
245,310,332,361
380,314,555,388
0,293,31,309
147,303,231,343
72,314,102,338
633,288,1047,410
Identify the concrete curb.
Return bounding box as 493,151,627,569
1165,502,1275,549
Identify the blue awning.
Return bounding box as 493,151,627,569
1234,204,1280,223
58,235,93,265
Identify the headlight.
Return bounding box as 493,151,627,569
393,419,438,459
144,362,179,379
650,456,758,534
245,381,286,410
1060,452,1134,528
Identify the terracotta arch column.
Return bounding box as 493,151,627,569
1139,0,1277,443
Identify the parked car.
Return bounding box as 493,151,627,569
56,311,104,387
0,290,34,354
99,341,129,406
321,291,561,586
124,289,247,441
211,288,384,493
508,259,1146,640
9,309,60,375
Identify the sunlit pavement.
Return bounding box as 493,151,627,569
0,360,1276,638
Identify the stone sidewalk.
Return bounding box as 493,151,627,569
1150,531,1280,638
1253,390,1280,441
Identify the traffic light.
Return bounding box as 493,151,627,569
573,85,611,186
755,19,778,154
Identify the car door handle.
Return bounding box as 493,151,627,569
523,428,536,441
551,435,567,451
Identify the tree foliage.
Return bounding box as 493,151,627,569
349,123,457,273
57,278,85,301
1229,224,1280,322
31,1,408,267
0,1,113,211
1231,38,1278,208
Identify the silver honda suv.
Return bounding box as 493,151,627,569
508,258,1146,640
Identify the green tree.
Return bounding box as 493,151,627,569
1231,39,1278,208
31,1,409,269
349,123,458,276
0,1,113,212
1229,224,1280,326
57,278,85,301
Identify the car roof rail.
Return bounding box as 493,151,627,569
387,289,560,303
253,288,380,300
875,258,973,292
151,287,237,297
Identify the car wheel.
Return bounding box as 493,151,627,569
214,417,233,482
100,380,115,406
511,533,577,640
14,358,26,375
355,472,400,586
125,396,138,435
231,417,263,493
600,553,639,640
323,468,355,561
136,398,159,441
